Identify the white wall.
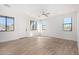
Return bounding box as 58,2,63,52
77,11,79,51
0,6,77,42
26,12,77,41
41,12,77,41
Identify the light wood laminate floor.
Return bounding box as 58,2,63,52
0,37,78,55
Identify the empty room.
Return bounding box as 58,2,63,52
0,4,79,55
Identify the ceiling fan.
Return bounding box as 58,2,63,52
3,4,11,7
40,9,50,17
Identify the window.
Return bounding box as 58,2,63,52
30,20,47,31
64,17,72,31
0,16,6,31
37,20,42,32
7,17,14,31
30,20,37,30
42,20,47,30
0,16,14,32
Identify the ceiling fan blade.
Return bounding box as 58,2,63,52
40,9,50,17
46,13,50,15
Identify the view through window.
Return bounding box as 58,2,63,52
0,16,14,32
30,20,47,31
64,17,72,31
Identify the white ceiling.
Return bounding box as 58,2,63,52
0,4,79,19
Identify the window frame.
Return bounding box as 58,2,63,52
63,17,72,31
